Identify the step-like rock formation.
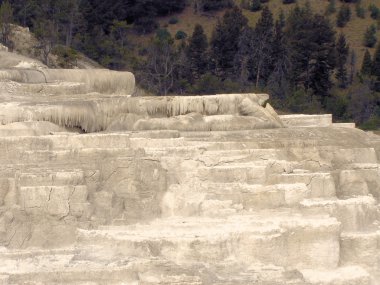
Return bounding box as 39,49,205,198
0,68,379,285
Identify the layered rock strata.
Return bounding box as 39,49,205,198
0,68,379,285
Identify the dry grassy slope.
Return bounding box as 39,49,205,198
134,0,380,70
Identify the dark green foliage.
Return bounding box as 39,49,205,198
234,26,255,85
336,5,351,27
355,1,365,18
278,9,286,28
53,45,79,68
251,0,262,12
282,0,296,4
0,0,13,47
336,33,349,88
325,93,349,120
186,24,209,81
347,83,377,124
369,4,380,19
364,25,377,48
240,0,251,10
198,0,234,12
361,49,372,75
372,43,380,78
169,17,179,24
191,73,224,94
175,30,187,40
252,6,275,87
286,5,336,99
210,6,248,77
325,0,336,15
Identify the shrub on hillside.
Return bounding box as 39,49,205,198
169,17,179,25
369,4,380,19
282,0,296,4
175,30,187,40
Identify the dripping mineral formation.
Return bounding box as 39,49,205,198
0,64,379,285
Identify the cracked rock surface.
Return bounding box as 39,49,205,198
0,66,379,285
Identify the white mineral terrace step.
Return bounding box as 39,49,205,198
268,172,337,198
17,185,89,218
200,183,312,208
0,251,202,285
163,183,314,218
17,170,85,186
0,246,371,285
300,266,371,285
0,147,144,163
338,166,380,198
0,133,132,151
145,147,378,173
165,181,379,225
78,213,341,270
279,114,333,128
340,231,380,268
197,163,269,184
332,122,356,128
300,197,379,232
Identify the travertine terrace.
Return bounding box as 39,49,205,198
0,59,379,284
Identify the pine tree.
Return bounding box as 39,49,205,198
268,17,290,101
286,6,336,99
251,0,262,12
253,6,274,87
355,1,365,18
336,34,349,88
278,9,286,28
364,25,377,48
186,24,209,81
336,5,351,27
235,26,255,85
361,49,372,76
325,0,336,15
0,0,13,48
372,44,380,78
349,50,356,84
210,6,248,77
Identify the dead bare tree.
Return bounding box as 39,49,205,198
34,19,58,67
143,36,177,95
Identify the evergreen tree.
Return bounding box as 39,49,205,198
361,49,372,76
0,0,13,48
268,17,291,101
372,44,380,78
234,26,255,86
325,0,336,15
186,24,209,81
355,1,365,18
278,9,286,28
286,6,336,99
369,4,380,20
210,6,248,77
364,25,377,48
251,0,262,12
336,33,349,88
252,6,274,87
349,50,356,84
337,5,351,27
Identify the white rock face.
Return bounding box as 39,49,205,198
0,67,379,285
